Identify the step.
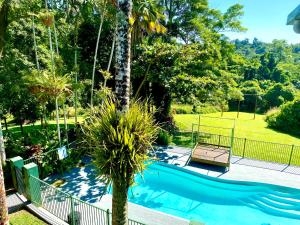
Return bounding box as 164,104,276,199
254,196,300,211
263,193,300,207
268,190,300,200
244,198,300,220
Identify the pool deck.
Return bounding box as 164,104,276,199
156,145,300,189
43,146,300,225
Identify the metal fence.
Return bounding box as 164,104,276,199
188,131,300,166
29,176,145,225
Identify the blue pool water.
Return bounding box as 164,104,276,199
126,163,300,225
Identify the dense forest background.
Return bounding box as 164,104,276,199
1,0,300,138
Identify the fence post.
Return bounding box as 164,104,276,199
242,138,247,158
191,124,194,147
70,195,75,225
9,156,24,191
288,145,295,166
106,209,110,225
23,163,41,204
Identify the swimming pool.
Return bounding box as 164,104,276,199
126,163,300,225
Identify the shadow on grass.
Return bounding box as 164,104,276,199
266,126,300,141
171,132,193,148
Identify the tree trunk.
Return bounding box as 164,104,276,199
0,122,6,164
107,23,117,72
0,0,10,59
74,35,78,124
32,16,40,70
91,15,104,107
0,160,9,225
55,97,61,146
20,120,23,134
3,118,7,131
112,180,129,225
115,0,132,111
63,104,68,144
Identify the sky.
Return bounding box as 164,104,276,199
209,0,300,43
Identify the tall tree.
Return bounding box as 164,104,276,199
91,0,108,107
0,0,11,59
115,0,132,111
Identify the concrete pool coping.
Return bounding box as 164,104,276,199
98,194,190,225
157,145,300,189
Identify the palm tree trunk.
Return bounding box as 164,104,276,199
0,0,11,60
55,97,61,146
63,104,68,144
107,23,117,72
0,160,9,225
112,180,129,225
53,19,59,55
115,0,133,111
91,14,104,107
74,45,78,124
48,26,55,73
32,16,40,70
0,121,6,164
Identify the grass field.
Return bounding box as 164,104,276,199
174,112,300,145
9,210,47,225
173,112,300,165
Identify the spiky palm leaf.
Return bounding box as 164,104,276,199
131,0,166,43
83,99,158,184
25,69,71,102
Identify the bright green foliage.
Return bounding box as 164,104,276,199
266,100,300,135
24,70,71,102
263,83,295,110
156,129,172,146
83,99,158,185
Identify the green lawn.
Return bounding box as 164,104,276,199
9,210,47,225
174,112,300,165
174,112,300,145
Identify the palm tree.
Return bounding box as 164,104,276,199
0,0,11,60
0,121,8,225
84,99,158,225
115,0,133,111
91,0,109,107
25,70,71,145
131,0,166,45
0,121,6,164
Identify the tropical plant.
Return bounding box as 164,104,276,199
24,70,71,145
131,0,166,45
90,0,110,107
83,99,158,225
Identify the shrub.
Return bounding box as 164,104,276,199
265,108,280,128
172,104,192,114
172,103,220,114
197,104,221,114
265,100,300,134
263,83,295,111
156,129,172,145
